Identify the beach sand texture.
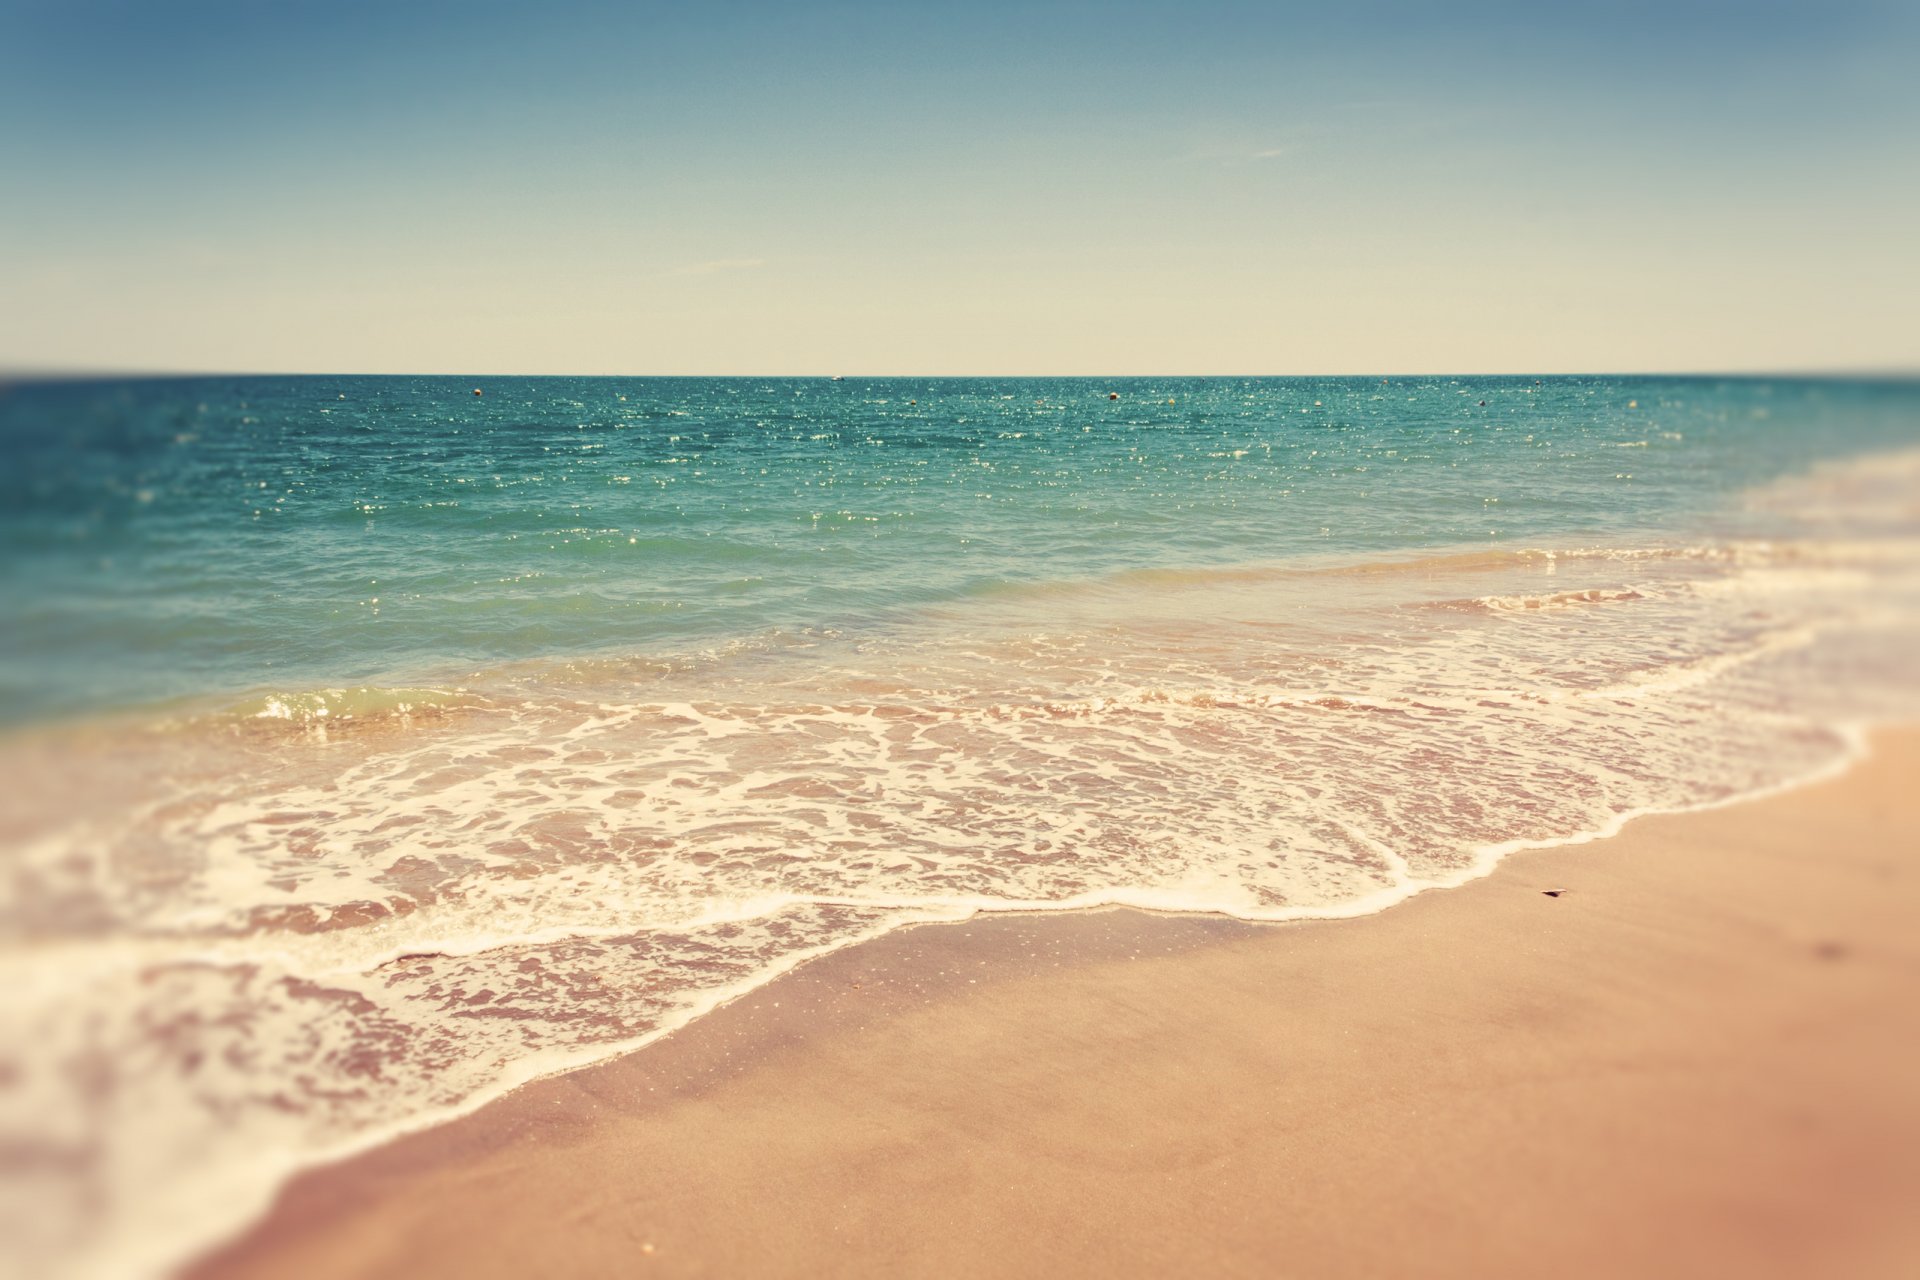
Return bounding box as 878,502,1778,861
191,728,1920,1279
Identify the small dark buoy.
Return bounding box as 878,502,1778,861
1108,392,1119,401
472,388,483,397
1478,400,1487,406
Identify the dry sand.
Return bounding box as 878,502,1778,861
191,729,1920,1279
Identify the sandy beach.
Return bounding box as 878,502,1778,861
183,726,1920,1279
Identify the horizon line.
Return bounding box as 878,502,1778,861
6,366,1919,387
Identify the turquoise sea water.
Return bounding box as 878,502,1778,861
5,375,1915,725
2,375,1919,1278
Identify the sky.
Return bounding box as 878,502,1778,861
2,0,1916,375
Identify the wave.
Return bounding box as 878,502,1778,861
1436,586,1654,613
952,542,1747,608
225,685,484,728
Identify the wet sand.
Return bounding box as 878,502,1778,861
191,729,1920,1279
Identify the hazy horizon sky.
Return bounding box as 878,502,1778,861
4,1,1917,375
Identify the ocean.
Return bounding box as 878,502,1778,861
3,374,1918,1277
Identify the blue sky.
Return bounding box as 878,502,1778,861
3,1,1916,373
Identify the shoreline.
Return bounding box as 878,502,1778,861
122,721,1867,1278
22,709,1884,1280
185,725,1920,1279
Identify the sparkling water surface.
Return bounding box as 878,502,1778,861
6,375,1913,724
